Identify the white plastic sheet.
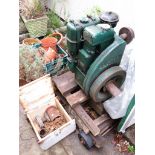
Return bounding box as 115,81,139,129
103,46,135,119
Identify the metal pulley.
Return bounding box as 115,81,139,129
119,27,135,44
89,66,125,102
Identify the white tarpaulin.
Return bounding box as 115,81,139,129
103,46,135,119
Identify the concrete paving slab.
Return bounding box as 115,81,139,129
19,104,133,155
61,130,130,155
19,104,51,155
49,143,68,155
20,128,35,140
19,104,32,131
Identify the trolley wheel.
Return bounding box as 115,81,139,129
119,27,135,44
89,66,126,102
78,131,94,149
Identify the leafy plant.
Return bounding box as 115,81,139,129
48,0,70,25
128,145,135,153
87,5,102,17
20,0,45,20
46,29,53,36
47,11,62,29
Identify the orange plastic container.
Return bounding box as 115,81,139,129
41,32,63,52
41,37,58,51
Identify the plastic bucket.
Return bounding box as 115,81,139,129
41,37,58,51
41,32,63,51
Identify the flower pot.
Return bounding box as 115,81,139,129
21,15,49,38
22,38,41,45
41,32,63,51
41,37,58,51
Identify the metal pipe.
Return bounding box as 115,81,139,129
35,115,44,129
39,128,47,138
120,33,128,40
105,81,121,97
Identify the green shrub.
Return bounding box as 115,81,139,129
128,145,135,153
47,11,62,29
87,6,102,17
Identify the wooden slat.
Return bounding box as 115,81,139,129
69,107,90,134
53,71,77,96
66,90,88,107
100,124,113,135
53,71,74,80
94,114,110,126
101,126,114,136
99,120,114,135
74,104,100,136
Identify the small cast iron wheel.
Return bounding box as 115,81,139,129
89,66,126,102
119,27,135,44
78,131,94,149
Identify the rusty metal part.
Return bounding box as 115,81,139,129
120,33,127,40
39,128,47,138
35,115,45,129
44,112,51,122
44,115,66,134
45,106,61,121
89,66,126,102
39,114,66,138
84,105,99,120
119,27,135,44
105,81,121,97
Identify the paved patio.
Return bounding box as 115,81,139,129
19,103,134,155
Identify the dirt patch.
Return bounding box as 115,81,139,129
83,104,99,120
112,133,135,154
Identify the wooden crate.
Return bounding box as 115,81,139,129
19,74,76,150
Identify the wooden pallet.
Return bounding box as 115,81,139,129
53,71,115,139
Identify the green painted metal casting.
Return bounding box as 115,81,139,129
66,15,128,96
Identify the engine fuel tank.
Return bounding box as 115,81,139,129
83,25,115,46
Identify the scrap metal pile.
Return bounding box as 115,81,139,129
35,106,67,138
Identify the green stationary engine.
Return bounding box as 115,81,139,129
66,11,134,102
